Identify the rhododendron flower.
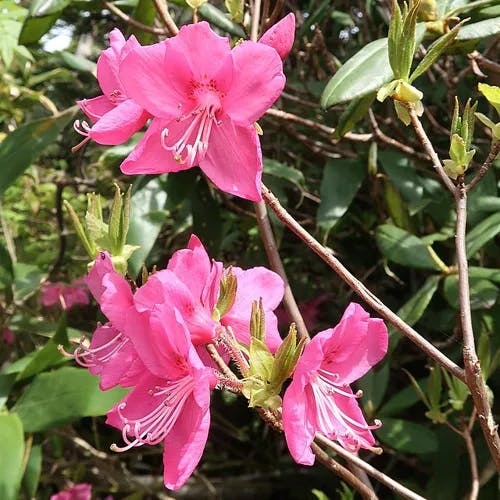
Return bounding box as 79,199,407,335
282,303,388,465
50,483,92,500
259,13,296,60
75,29,150,147
107,304,216,490
41,279,90,310
119,22,286,201
2,327,15,345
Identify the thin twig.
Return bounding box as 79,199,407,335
152,0,179,35
261,183,465,381
462,415,479,500
103,1,168,35
250,0,262,41
315,435,426,500
49,182,67,277
455,179,500,472
407,107,456,193
206,344,238,381
466,141,500,192
310,443,378,500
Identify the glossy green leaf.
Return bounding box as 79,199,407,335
378,379,425,417
333,92,375,138
198,2,245,37
0,374,16,410
317,159,365,233
0,2,27,67
127,177,168,277
457,17,500,40
443,275,498,310
0,413,25,500
22,444,42,499
60,51,97,74
376,225,440,269
321,38,392,107
376,418,438,454
129,0,157,44
466,211,500,256
0,109,75,196
19,14,59,44
29,0,70,16
0,242,14,290
469,266,500,283
13,263,45,302
358,363,389,415
263,159,305,189
13,367,127,432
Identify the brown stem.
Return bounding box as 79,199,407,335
315,436,426,500
261,184,465,381
152,0,179,35
310,443,378,500
462,416,479,500
103,1,168,35
407,107,456,193
253,200,309,339
466,141,500,192
206,344,238,381
455,181,500,472
250,0,262,41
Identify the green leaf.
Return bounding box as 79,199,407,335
263,159,305,190
0,242,14,290
22,444,41,499
478,83,500,115
321,38,392,107
29,0,70,16
456,17,500,40
129,0,157,44
375,225,440,269
0,109,75,196
466,212,500,256
469,266,500,283
13,263,45,302
333,92,376,138
0,374,16,410
127,177,168,277
0,2,27,67
19,14,59,44
60,51,97,74
13,367,127,433
317,159,365,234
0,413,25,500
198,2,245,37
443,275,498,310
376,418,438,454
409,21,463,83
358,363,389,415
378,379,425,416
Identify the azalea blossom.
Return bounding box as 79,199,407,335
2,327,15,345
282,303,388,465
106,304,216,490
41,279,90,310
259,13,296,60
74,29,150,148
119,22,286,201
50,483,92,500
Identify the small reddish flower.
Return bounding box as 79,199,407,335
50,483,92,500
282,303,388,465
74,29,150,147
259,13,296,60
41,279,90,310
119,22,286,201
106,305,216,490
2,328,15,345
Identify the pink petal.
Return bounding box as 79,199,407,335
162,394,210,490
167,235,212,304
200,117,262,201
50,483,92,500
282,378,316,465
120,40,191,119
120,118,192,175
259,13,296,60
165,22,232,85
88,99,149,145
99,270,134,332
86,252,115,302
319,303,388,384
223,41,285,126
97,30,126,97
77,95,114,122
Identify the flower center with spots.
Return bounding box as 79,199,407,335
161,78,224,167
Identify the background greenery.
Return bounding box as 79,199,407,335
0,0,499,498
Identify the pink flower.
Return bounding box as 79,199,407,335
282,303,388,465
41,280,90,310
50,483,92,500
75,29,150,147
2,328,15,345
106,304,216,490
119,22,286,201
259,13,296,60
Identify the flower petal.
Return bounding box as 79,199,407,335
282,378,316,465
259,13,296,60
120,118,192,175
77,95,114,122
96,30,126,97
120,40,192,119
200,117,262,201
223,41,285,126
162,394,210,490
319,303,388,384
88,99,149,145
